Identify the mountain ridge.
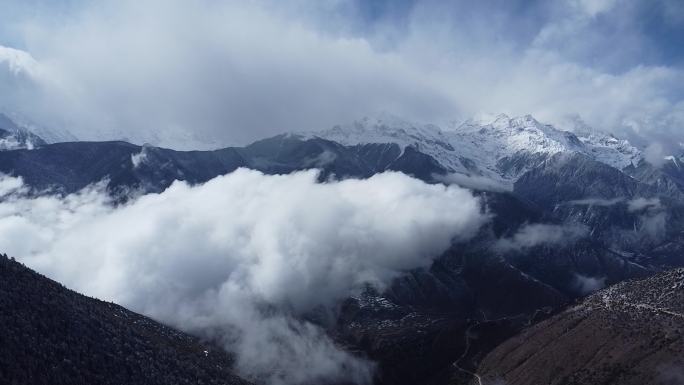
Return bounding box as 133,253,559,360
0,253,253,385
305,113,645,186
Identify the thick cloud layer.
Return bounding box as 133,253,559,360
0,169,487,384
1,0,683,150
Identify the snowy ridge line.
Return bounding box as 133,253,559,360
302,113,644,184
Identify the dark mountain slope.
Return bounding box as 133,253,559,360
0,141,143,193
514,152,669,209
625,157,684,198
477,268,684,385
0,141,248,194
0,135,446,195
0,253,252,385
514,152,684,252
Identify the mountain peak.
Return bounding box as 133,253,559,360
465,112,512,126
494,113,538,128
307,113,643,183
0,113,47,150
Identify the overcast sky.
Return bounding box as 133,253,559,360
0,0,683,149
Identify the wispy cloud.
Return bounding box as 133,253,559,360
573,274,607,295
566,197,625,206
435,173,512,192
494,223,589,252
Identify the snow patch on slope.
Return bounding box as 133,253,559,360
0,113,47,150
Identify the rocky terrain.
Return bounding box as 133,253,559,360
0,253,252,385
477,268,684,385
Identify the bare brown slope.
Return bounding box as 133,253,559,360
476,269,684,385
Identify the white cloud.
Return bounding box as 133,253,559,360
0,0,682,151
644,142,669,167
3,0,452,148
566,196,662,212
566,197,625,206
434,173,512,192
564,197,667,241
0,45,41,77
0,169,487,385
639,211,667,239
626,198,667,240
573,273,607,294
627,197,662,212
572,0,619,17
495,223,589,252
0,174,25,197
130,147,149,169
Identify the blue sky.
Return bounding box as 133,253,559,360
0,0,683,148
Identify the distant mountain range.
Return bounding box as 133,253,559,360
1,111,684,384
305,113,643,185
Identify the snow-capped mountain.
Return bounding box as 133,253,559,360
0,112,79,150
2,114,684,385
305,113,463,172
0,46,74,148
306,113,643,186
1,112,77,144
0,113,47,150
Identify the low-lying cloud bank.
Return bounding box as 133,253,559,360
0,169,488,385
